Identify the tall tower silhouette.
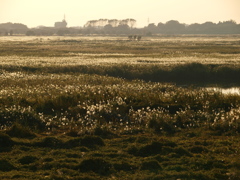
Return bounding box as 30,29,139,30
54,14,67,28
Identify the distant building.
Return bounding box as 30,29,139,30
54,15,67,28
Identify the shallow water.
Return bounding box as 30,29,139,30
205,87,240,95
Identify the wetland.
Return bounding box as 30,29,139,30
0,35,240,179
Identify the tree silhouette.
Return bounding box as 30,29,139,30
164,20,185,34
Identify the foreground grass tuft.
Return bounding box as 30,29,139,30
0,132,14,147
77,157,113,175
0,159,16,172
6,123,36,139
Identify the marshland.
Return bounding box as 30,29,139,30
0,35,240,179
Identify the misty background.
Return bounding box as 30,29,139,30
0,19,239,36
1,0,240,36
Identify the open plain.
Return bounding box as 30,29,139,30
0,35,240,179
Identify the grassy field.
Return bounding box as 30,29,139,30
0,35,240,179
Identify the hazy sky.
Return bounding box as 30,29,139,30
1,0,240,28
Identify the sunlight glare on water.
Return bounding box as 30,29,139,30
206,87,240,95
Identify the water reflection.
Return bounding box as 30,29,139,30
205,87,240,95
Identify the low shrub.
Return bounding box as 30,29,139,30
71,175,97,180
0,159,16,171
36,137,63,148
36,94,79,115
80,135,105,148
210,168,229,180
77,157,112,175
0,106,45,132
113,161,137,172
48,174,65,180
64,136,105,148
189,145,209,154
93,126,116,138
154,154,170,162
173,147,192,157
192,159,226,171
138,141,163,157
18,155,38,165
6,123,36,138
0,132,14,147
140,160,162,171
148,117,176,135
64,138,82,148
161,146,174,155
171,63,211,83
166,165,188,172
65,129,79,137
126,145,139,156
43,157,54,162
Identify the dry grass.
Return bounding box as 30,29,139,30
0,35,240,179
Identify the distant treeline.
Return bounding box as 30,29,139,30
0,23,28,35
0,20,240,36
147,20,240,35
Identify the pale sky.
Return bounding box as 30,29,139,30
0,0,240,28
